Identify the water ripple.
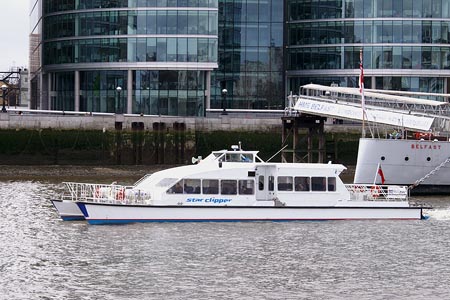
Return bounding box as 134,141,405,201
1,180,450,299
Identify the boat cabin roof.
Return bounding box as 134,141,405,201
202,149,264,163
196,146,264,163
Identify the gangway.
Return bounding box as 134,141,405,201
287,84,450,134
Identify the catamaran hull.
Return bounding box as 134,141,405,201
51,199,85,221
77,202,424,225
354,138,450,194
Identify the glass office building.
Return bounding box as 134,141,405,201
211,0,285,109
31,0,450,115
30,0,285,114
287,0,450,94
30,0,218,115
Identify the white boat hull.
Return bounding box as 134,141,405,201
354,138,450,194
51,199,85,221
77,202,424,225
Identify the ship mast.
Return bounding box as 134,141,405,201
359,48,366,138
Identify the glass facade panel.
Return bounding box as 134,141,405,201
45,9,218,39
212,0,284,109
44,37,217,65
40,0,450,114
286,0,450,94
41,0,218,116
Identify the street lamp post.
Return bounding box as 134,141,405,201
116,86,122,113
221,88,228,115
1,84,7,113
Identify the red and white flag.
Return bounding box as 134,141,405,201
378,164,385,184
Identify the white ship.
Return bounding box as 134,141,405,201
51,145,425,224
354,137,450,194
291,84,450,195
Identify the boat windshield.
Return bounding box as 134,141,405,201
225,153,253,162
211,150,262,163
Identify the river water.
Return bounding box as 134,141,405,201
1,167,450,300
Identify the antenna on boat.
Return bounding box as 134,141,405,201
266,144,289,163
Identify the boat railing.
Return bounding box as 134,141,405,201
62,182,151,205
345,184,408,201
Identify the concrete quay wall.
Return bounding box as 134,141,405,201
0,113,280,132
0,111,362,166
0,111,361,133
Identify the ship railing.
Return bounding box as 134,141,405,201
61,182,151,205
345,184,408,201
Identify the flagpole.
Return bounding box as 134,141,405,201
373,162,380,185
359,48,366,138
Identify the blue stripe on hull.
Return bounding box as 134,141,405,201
86,217,421,225
61,216,86,221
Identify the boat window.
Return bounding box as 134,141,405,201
239,179,254,195
327,177,336,192
225,153,254,162
295,176,310,191
225,153,240,162
183,179,201,194
277,176,293,191
202,179,219,194
221,180,237,195
158,178,179,187
311,177,326,191
268,176,274,191
240,154,253,162
258,175,264,190
167,180,183,194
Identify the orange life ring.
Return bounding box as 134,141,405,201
116,189,125,201
370,186,381,198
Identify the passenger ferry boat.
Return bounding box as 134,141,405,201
51,145,425,224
